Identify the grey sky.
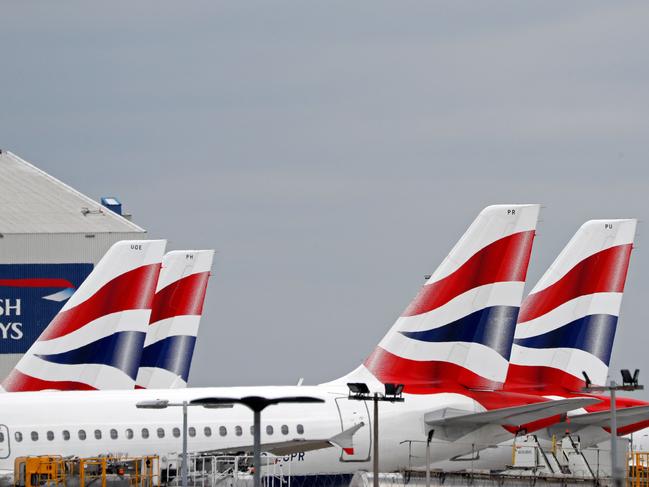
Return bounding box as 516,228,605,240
2,1,649,396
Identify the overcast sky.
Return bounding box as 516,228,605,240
2,1,649,397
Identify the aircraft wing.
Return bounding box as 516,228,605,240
424,397,600,441
199,422,365,456
568,405,649,429
208,438,333,456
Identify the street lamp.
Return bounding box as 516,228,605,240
582,369,644,487
346,383,405,487
190,395,324,487
136,399,233,487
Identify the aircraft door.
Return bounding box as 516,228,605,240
335,397,370,462
0,424,10,459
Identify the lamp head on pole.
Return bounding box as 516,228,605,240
136,399,170,409
191,396,324,412
347,383,370,395
383,383,405,402
621,369,641,389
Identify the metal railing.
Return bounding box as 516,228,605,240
164,454,291,487
628,452,649,486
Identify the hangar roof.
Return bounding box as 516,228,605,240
0,150,146,234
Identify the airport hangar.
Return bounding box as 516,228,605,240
0,150,146,379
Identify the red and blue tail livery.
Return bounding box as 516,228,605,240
507,219,636,392
1,240,166,391
359,204,540,390
135,250,214,389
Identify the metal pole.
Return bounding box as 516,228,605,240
425,440,430,487
373,393,379,487
610,384,622,487
182,401,188,487
253,409,261,487
426,430,433,487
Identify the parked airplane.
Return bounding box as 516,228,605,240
136,250,214,389
433,218,645,471
0,205,597,486
1,240,167,391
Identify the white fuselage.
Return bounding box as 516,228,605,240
0,385,515,477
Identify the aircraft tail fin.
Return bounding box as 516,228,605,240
135,250,214,389
1,240,166,391
507,219,636,391
343,205,540,391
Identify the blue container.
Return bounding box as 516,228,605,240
101,196,122,215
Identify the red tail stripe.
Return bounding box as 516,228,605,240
618,420,649,436
504,363,587,393
587,396,649,436
149,271,210,324
2,369,97,392
584,395,647,413
402,231,535,318
0,278,75,288
39,263,161,341
364,347,502,390
518,244,633,324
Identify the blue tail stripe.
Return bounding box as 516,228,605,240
36,330,145,379
514,314,618,365
400,305,520,360
139,335,196,382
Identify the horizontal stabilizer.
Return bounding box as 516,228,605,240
569,405,649,428
425,397,600,441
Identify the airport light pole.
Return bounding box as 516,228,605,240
425,429,434,487
582,369,643,487
191,395,325,487
347,383,405,487
136,399,233,487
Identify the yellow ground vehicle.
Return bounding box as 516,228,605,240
629,451,649,486
13,455,159,487
14,456,65,487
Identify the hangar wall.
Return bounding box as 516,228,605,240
0,150,147,380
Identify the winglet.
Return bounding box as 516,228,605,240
329,422,365,453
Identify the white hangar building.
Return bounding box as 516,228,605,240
0,150,146,380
